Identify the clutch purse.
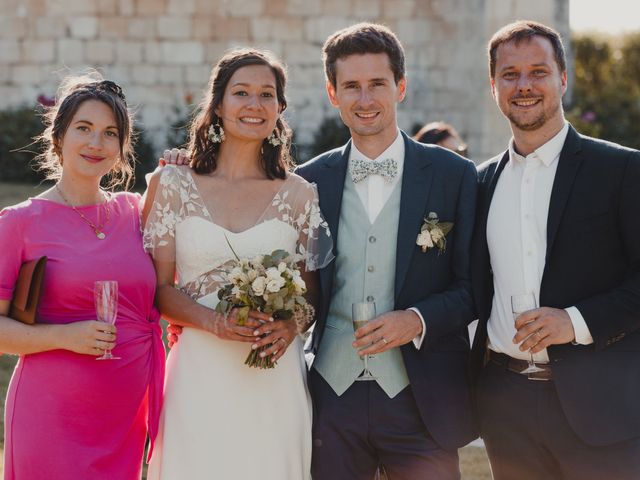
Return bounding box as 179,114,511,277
9,256,47,324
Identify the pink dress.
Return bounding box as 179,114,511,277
0,193,164,480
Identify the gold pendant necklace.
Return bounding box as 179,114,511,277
55,184,110,240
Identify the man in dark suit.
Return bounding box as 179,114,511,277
296,23,477,479
470,20,640,479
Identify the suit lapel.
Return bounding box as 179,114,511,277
315,141,350,256
545,126,583,260
395,133,433,298
313,142,349,315
475,151,508,323
484,152,510,218
478,151,510,257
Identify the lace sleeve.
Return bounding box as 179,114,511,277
289,179,334,271
142,166,198,263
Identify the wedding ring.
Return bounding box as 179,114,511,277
382,337,388,345
278,338,286,346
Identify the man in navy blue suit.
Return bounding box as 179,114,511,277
296,23,477,479
471,20,640,479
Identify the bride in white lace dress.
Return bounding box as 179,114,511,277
142,50,332,480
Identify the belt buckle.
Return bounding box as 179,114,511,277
519,365,551,381
524,372,549,381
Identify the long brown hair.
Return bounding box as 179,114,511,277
188,49,292,179
36,72,135,190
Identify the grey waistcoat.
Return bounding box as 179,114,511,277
313,173,410,398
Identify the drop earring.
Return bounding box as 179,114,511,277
266,129,286,147
207,119,225,143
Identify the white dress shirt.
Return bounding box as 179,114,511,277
349,130,426,349
486,122,593,362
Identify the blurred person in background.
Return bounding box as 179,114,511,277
413,121,468,157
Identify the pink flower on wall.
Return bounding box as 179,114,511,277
37,94,55,107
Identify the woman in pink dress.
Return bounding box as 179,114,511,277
0,74,164,479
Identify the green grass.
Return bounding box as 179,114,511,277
0,182,493,478
0,356,16,438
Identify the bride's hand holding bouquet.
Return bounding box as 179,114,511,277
215,248,315,369
205,306,271,344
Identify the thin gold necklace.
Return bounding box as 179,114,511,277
55,184,111,240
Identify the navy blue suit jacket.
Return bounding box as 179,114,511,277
296,131,478,449
471,125,640,446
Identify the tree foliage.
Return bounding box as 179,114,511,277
0,106,47,183
0,102,156,187
567,32,640,150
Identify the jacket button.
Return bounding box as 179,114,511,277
367,265,375,272
366,295,374,302
369,236,376,243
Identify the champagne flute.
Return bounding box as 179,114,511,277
94,280,120,360
352,302,377,381
511,293,543,374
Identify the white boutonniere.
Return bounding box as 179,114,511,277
416,212,454,254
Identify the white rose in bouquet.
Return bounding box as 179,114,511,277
251,276,266,296
247,268,258,282
265,266,281,281
214,247,312,369
267,276,286,293
228,266,244,284
291,271,307,295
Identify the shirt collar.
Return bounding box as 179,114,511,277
508,122,569,167
349,128,405,169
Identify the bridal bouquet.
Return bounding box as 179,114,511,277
215,248,309,369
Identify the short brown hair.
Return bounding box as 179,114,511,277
323,22,405,88
488,20,566,79
37,73,135,189
188,48,292,179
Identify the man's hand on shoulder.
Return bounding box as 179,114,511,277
166,323,183,348
159,148,190,166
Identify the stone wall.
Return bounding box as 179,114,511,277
0,0,569,161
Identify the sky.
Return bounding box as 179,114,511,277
570,0,640,33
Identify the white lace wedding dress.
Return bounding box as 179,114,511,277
143,166,332,480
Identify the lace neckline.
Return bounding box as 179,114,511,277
183,168,292,234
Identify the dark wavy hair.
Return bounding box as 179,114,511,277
413,121,467,156
36,72,135,190
489,20,567,79
322,22,406,88
188,49,292,179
